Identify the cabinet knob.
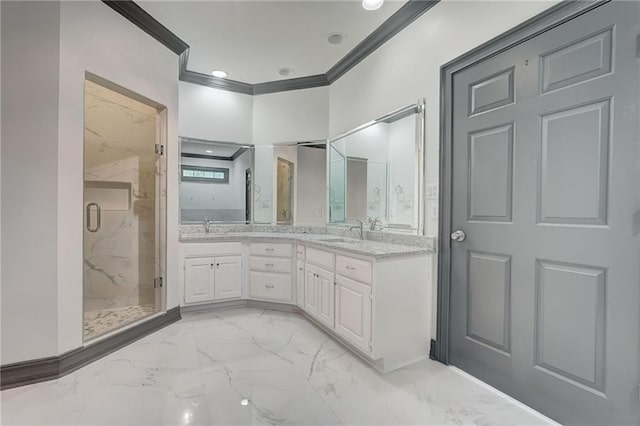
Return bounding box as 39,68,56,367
265,284,274,289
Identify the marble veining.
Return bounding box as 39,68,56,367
180,232,430,259
179,224,435,252
1,308,556,426
83,80,162,312
327,225,436,251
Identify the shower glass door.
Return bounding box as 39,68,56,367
83,76,166,341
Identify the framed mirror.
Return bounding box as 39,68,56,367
327,101,425,234
179,137,254,224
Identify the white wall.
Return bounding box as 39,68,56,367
1,1,61,364
179,81,253,142
253,146,274,223
57,0,180,356
252,86,329,145
328,0,558,338
329,0,558,237
296,147,327,224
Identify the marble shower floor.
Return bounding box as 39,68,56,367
84,304,157,340
2,308,556,426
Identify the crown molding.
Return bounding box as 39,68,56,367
180,67,254,95
103,0,441,95
253,74,330,95
326,0,439,82
102,0,188,55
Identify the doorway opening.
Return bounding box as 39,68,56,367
83,74,167,341
276,157,294,224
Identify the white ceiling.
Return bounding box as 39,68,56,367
139,1,406,84
182,141,246,156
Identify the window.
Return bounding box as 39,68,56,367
181,165,229,183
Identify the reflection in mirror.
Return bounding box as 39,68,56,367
253,146,274,224
179,137,254,223
276,157,294,224
329,142,346,223
328,102,424,234
253,142,327,225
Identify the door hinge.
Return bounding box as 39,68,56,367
155,144,164,155
154,276,163,288
369,292,373,300
368,341,373,352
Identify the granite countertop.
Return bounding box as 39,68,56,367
179,232,431,259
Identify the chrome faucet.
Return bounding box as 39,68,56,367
368,217,382,231
204,218,211,234
348,219,364,240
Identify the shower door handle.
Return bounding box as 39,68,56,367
86,202,101,233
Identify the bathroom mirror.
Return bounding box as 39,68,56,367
179,137,254,224
253,141,327,226
328,102,425,234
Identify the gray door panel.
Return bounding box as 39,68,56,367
449,1,640,424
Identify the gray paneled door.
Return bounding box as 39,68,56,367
449,1,639,424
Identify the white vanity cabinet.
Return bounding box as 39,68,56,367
295,245,305,308
335,274,371,353
213,256,243,300
181,243,243,304
249,242,293,302
304,247,370,350
180,238,431,373
184,257,216,303
300,244,430,372
304,263,335,328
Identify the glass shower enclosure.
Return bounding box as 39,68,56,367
83,75,166,341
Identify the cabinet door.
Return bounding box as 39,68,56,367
185,257,215,303
214,256,242,300
296,260,305,308
335,275,371,353
304,264,319,316
317,266,335,329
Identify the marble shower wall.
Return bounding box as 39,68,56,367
83,79,159,312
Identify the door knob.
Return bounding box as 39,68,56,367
450,230,466,242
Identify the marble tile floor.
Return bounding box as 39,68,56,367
84,304,157,341
2,308,556,426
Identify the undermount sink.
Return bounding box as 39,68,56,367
319,238,360,244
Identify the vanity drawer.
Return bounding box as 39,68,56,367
336,255,372,284
306,247,335,270
250,256,292,273
184,242,242,258
249,271,292,302
249,242,292,258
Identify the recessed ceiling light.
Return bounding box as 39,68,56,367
278,67,294,77
362,0,384,11
327,32,346,45
211,70,228,78
205,150,213,154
